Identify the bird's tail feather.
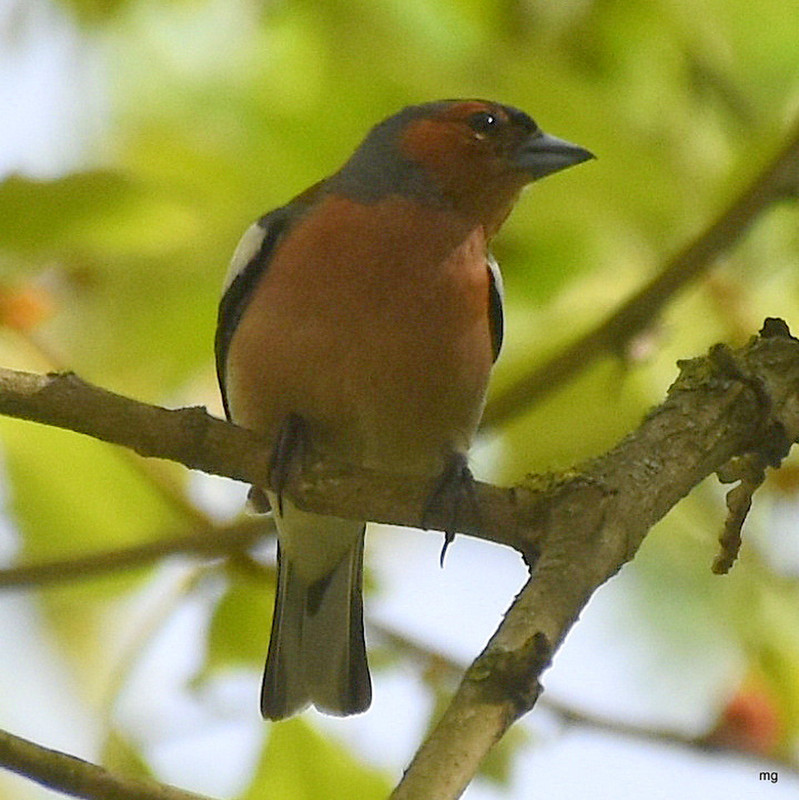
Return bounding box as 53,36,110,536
261,529,371,719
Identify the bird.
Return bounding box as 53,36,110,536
215,99,593,720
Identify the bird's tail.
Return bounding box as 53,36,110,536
261,514,371,719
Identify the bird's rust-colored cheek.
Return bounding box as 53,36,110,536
399,118,484,182
397,119,524,225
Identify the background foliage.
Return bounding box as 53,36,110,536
1,0,799,797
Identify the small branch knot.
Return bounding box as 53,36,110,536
759,316,796,340
468,632,552,719
710,322,795,574
714,453,765,574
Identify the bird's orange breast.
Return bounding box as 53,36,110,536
224,194,495,475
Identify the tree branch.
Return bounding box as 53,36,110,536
2,324,799,799
545,696,798,779
0,728,212,800
481,117,799,432
390,322,799,799
0,367,534,557
0,518,268,589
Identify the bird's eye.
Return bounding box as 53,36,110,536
467,111,500,135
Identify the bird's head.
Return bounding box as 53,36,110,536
331,99,594,235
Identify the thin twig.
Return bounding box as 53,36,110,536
0,518,269,589
545,696,797,777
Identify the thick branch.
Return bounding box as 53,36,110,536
482,117,799,432
0,728,212,800
0,368,270,486
0,367,534,556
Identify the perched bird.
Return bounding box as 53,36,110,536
215,99,593,720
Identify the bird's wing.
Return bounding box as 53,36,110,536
215,202,305,420
487,252,504,363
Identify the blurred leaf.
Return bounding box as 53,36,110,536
244,718,389,800
0,416,187,667
0,172,142,259
479,724,530,786
56,0,196,25
203,569,275,674
57,0,126,22
101,727,155,780
1,420,185,561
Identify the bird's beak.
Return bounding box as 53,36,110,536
513,131,594,180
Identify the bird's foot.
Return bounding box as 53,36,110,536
421,453,480,566
247,485,272,513
269,413,308,516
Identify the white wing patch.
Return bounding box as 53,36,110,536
487,252,504,304
223,221,268,291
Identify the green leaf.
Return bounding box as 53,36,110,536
0,172,142,258
203,570,276,675
479,724,530,786
101,727,155,781
0,416,188,666
243,718,390,800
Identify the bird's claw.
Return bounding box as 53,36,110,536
268,413,307,516
247,485,272,513
421,453,480,566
